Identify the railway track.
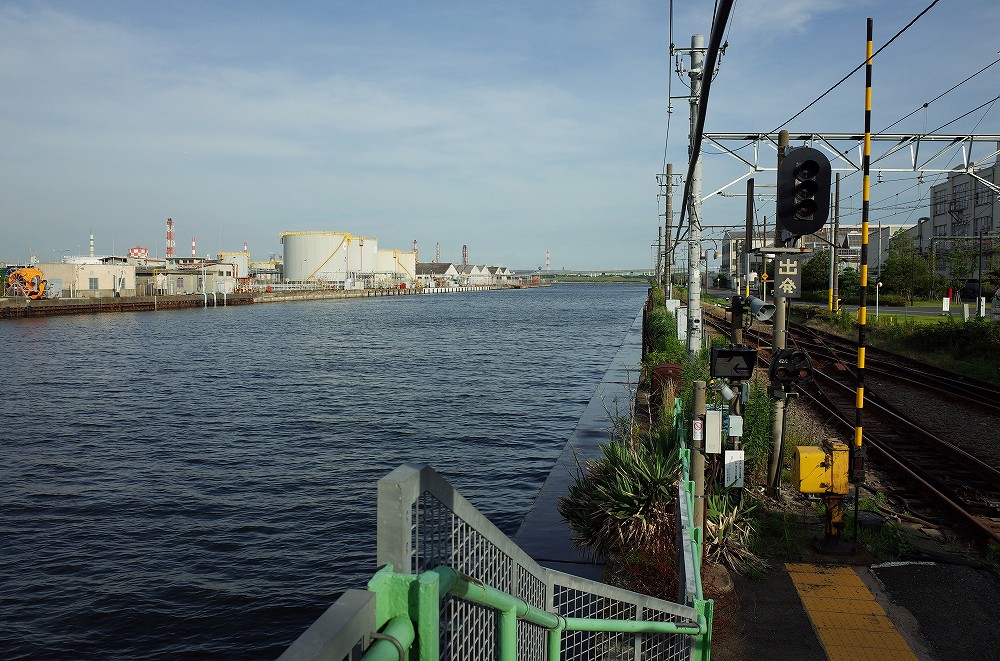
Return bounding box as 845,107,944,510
702,307,1000,546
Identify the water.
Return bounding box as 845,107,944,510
0,284,647,659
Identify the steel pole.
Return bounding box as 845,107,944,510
767,131,789,498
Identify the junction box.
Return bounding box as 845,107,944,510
793,439,849,495
794,439,855,554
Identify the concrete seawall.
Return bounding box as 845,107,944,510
513,308,644,580
1,285,513,319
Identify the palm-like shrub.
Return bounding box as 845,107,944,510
704,492,768,575
559,425,680,560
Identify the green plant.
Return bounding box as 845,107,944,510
560,424,681,560
740,377,774,486
748,507,805,565
850,515,911,559
704,492,769,575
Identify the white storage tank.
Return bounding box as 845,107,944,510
219,251,250,278
375,250,417,287
281,231,379,283
281,232,349,282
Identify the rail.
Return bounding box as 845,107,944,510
280,399,712,660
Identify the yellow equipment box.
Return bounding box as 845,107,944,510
793,439,850,494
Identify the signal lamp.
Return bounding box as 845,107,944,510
769,348,814,385
777,146,831,237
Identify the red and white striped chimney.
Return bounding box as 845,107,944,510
166,218,175,257
191,237,197,258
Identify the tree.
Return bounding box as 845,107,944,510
878,230,932,303
839,267,861,304
801,250,831,292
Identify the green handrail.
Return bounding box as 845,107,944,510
365,564,707,661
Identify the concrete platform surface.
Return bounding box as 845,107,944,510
724,560,1000,661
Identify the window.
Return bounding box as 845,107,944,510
177,277,184,289
974,212,993,234
951,182,971,211
932,189,946,215
975,172,995,206
88,277,99,290
934,224,948,237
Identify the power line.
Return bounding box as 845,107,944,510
879,56,1000,134
770,0,942,133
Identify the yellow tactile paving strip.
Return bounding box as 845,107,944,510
786,563,918,661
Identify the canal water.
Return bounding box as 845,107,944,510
1,283,647,660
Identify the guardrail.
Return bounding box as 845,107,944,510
280,398,711,660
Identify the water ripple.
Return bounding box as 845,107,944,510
0,284,646,659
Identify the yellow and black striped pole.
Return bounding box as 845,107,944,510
852,18,874,483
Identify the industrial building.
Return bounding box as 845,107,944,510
280,231,417,288
908,161,998,283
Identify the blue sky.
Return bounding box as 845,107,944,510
2,1,998,270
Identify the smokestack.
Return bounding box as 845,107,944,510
243,241,248,254
166,218,176,257
89,232,95,257
435,242,441,264
462,244,468,267
545,250,550,270
412,239,418,263
192,237,197,258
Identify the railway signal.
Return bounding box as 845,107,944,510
769,348,814,385
777,146,831,237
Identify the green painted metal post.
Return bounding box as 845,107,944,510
695,601,714,661
498,607,517,661
547,629,562,660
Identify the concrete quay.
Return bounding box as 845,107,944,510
0,284,510,319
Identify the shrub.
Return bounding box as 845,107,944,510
560,424,681,560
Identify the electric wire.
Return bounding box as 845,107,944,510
879,56,1000,135
769,0,941,133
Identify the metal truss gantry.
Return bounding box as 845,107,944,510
701,133,1000,203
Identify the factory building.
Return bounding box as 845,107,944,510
32,259,137,298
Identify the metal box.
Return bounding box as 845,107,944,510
793,440,849,495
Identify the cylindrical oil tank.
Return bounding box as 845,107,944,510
219,252,250,278
281,231,350,282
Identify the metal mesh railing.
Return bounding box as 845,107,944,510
282,399,710,660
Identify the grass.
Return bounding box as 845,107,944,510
800,306,1000,384
747,506,806,568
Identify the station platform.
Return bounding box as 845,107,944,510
726,558,1000,661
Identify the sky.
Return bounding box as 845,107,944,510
1,0,998,270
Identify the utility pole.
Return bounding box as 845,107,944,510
686,34,705,354
692,380,707,534
664,163,674,297
656,226,663,285
766,130,790,498
745,177,754,298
